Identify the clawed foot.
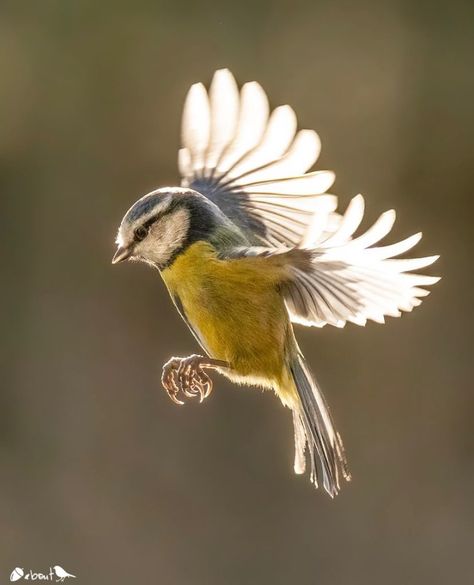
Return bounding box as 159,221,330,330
161,354,229,405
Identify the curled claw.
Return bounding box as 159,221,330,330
195,370,213,402
169,392,184,406
190,363,213,402
161,358,185,405
160,355,229,405
177,357,200,398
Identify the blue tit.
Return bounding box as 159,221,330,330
113,69,439,497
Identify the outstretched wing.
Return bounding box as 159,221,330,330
178,68,339,247
230,195,440,328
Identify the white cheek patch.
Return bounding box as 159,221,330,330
138,207,190,265
157,207,191,255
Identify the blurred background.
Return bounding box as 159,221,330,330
1,1,473,583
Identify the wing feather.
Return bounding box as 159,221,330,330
181,83,210,176
229,130,320,185
229,195,439,328
205,69,240,172
227,105,298,180
178,70,439,324
241,170,335,195
283,196,440,327
216,81,269,173
179,69,334,247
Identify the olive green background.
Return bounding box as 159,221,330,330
1,1,472,584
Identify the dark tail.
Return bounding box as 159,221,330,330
290,352,351,497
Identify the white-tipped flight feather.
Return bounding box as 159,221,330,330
181,83,210,175
216,81,269,173
205,69,240,172
179,69,333,247
284,195,440,328
178,69,439,324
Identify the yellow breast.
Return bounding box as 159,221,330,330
161,242,290,385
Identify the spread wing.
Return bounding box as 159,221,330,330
179,69,439,328
230,195,440,328
178,68,339,247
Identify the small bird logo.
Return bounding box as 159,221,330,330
53,566,76,582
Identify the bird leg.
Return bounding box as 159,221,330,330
161,354,229,405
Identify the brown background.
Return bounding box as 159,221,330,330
1,1,473,584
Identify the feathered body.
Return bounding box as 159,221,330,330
162,241,291,390
113,69,439,496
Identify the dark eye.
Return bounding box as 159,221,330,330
134,225,148,241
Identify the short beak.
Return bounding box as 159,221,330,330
112,246,132,264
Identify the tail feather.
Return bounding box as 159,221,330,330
292,409,307,475
290,353,351,497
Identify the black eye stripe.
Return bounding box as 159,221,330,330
134,203,178,241
134,225,148,241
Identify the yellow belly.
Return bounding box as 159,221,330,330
161,242,290,387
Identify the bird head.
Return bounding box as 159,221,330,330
112,187,216,269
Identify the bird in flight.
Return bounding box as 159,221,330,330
113,69,439,496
